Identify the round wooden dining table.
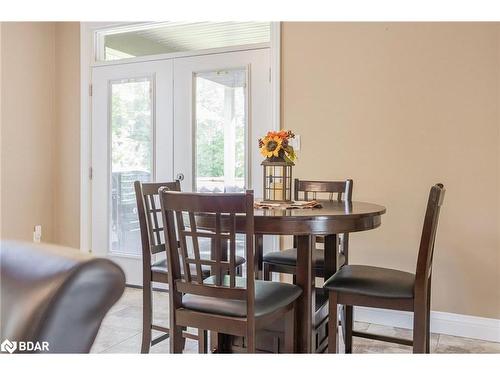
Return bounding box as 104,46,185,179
251,200,386,353
197,199,386,353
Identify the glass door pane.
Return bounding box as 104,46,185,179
110,77,153,255
92,60,172,285
194,68,247,192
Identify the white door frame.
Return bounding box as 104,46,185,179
80,22,281,253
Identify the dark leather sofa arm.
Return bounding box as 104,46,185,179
1,240,125,353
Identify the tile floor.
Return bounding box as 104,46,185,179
91,288,500,354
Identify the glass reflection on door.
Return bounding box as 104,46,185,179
110,77,153,255
194,68,247,192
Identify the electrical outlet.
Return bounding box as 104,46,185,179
33,225,42,243
290,134,301,151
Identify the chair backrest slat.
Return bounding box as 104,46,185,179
229,214,236,288
148,195,162,246
142,193,156,246
175,210,192,283
163,192,247,213
415,184,445,286
135,180,181,266
294,179,353,202
214,213,223,285
188,211,204,283
160,190,254,305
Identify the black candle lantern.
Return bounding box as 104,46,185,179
262,158,294,203
258,130,297,203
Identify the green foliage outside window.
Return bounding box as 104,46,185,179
111,80,152,173
195,75,245,180
109,75,245,183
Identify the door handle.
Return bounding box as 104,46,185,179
176,173,185,181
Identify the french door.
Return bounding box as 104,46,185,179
91,49,272,285
173,49,270,194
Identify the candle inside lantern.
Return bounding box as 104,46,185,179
273,181,283,200
262,159,293,203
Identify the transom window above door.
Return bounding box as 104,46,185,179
96,22,271,62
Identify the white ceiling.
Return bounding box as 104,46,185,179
105,22,270,59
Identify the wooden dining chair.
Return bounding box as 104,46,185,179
134,180,246,353
159,189,302,353
324,183,445,354
262,179,353,281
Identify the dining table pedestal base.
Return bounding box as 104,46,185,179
213,288,330,353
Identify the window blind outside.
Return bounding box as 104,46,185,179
101,22,271,61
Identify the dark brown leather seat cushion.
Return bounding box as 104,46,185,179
151,255,246,277
182,276,302,318
323,265,415,299
263,248,324,269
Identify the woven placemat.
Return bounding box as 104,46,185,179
254,200,322,210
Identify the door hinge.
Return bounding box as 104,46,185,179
89,84,93,97
89,166,93,180
269,67,272,83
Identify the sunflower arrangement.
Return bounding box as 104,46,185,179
258,130,297,163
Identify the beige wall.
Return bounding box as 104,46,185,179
1,22,57,242
281,22,500,319
0,22,80,246
54,22,80,248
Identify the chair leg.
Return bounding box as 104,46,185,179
246,333,256,353
426,282,432,353
170,324,184,353
283,306,295,353
214,332,229,353
198,329,207,353
328,292,338,353
180,326,188,350
263,262,271,281
413,307,427,353
425,314,430,353
141,277,153,354
344,305,353,353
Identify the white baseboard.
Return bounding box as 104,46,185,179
354,307,500,343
